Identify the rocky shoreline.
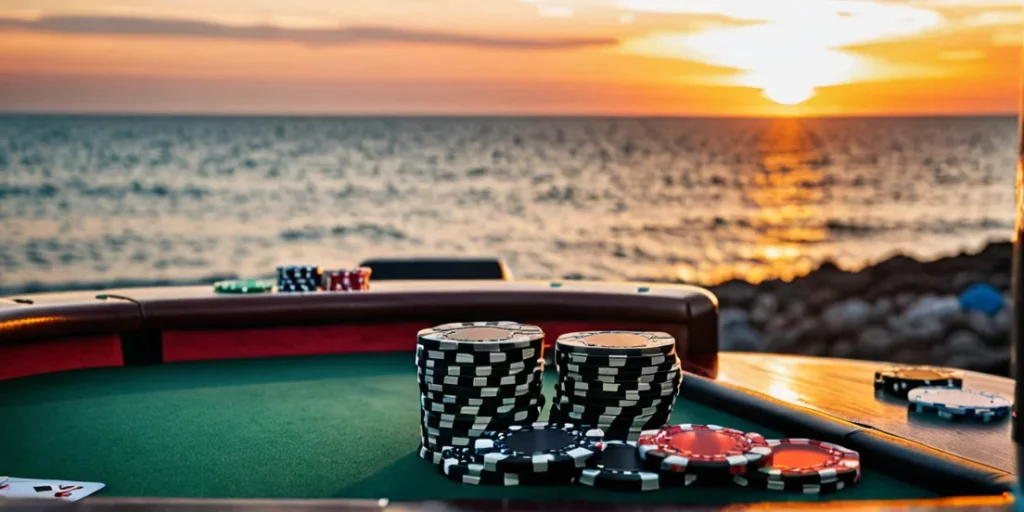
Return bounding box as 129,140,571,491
708,241,1014,376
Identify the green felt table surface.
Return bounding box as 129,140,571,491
0,352,936,504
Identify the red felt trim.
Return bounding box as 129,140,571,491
163,323,433,362
0,335,123,381
163,321,683,363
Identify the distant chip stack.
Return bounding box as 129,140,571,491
323,267,372,292
416,321,547,456
549,331,681,440
276,265,322,293
874,366,964,398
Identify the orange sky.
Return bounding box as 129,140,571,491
0,0,1019,115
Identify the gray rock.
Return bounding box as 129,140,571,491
821,299,874,335
831,339,855,358
952,271,985,294
964,311,998,340
903,296,961,323
749,293,779,325
945,348,1010,374
783,300,808,321
989,273,1010,292
719,308,750,329
994,307,1012,337
857,326,896,358
945,329,986,355
720,322,767,352
872,297,894,319
893,316,946,343
894,292,917,310
764,316,787,334
712,280,759,308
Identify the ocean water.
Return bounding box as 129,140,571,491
0,115,1016,294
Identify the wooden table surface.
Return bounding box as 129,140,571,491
717,352,1016,475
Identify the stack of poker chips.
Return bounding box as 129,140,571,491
422,422,604,486
322,267,372,292
276,265,323,293
549,331,681,440
416,321,547,455
638,424,861,494
874,365,1012,423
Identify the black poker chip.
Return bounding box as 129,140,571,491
560,368,682,385
421,405,542,431
557,378,679,396
734,472,854,494
418,363,542,388
554,349,678,369
873,366,963,398
416,356,539,376
417,321,545,353
419,444,446,465
417,344,540,365
421,393,544,416
553,391,675,410
556,357,681,378
421,389,541,407
580,440,692,491
419,370,543,398
439,447,578,486
472,422,605,473
556,331,677,357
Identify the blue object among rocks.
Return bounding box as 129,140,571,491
958,283,1004,316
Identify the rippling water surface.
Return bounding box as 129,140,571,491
0,115,1016,293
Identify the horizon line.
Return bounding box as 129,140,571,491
0,110,1016,120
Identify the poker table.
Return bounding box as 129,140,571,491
0,280,1016,511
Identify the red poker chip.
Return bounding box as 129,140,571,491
637,424,772,475
755,439,861,483
323,267,372,292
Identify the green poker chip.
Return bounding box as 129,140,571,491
213,279,274,294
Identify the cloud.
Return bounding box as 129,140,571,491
0,14,617,50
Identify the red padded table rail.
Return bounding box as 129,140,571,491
0,334,123,380
162,321,683,363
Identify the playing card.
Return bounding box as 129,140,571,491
0,478,104,502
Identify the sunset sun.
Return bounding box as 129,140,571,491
763,84,815,105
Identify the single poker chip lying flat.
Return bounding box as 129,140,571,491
421,394,543,416
637,424,772,476
580,440,694,491
416,345,539,365
472,422,605,473
753,439,861,484
556,331,677,357
418,364,541,387
439,447,578,486
874,366,963,397
907,387,1012,421
555,349,675,369
417,321,544,353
